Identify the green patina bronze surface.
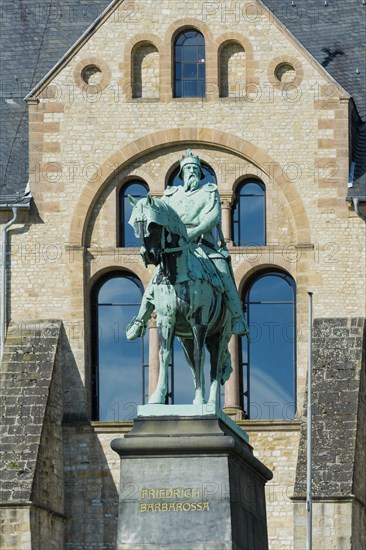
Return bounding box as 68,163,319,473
126,149,248,406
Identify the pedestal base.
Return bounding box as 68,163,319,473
111,409,272,550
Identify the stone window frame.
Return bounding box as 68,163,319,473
217,33,258,98
173,28,206,98
122,34,164,101
74,56,112,94
267,55,304,90
238,267,297,420
89,269,148,422
117,177,150,247
231,177,267,247
122,26,257,102
168,20,217,101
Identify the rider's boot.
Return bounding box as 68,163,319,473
213,258,249,336
223,281,249,336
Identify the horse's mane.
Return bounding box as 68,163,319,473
153,198,188,240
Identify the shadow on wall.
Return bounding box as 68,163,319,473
61,326,119,549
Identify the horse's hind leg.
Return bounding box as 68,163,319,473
206,335,220,405
207,331,232,406
191,325,207,406
149,320,174,404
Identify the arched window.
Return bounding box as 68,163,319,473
174,30,206,98
119,180,148,247
91,273,148,421
240,271,296,420
219,41,246,98
132,42,159,99
232,180,265,246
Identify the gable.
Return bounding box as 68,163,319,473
26,0,348,102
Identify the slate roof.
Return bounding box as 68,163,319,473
1,0,365,198
262,0,366,198
0,0,112,197
262,0,366,121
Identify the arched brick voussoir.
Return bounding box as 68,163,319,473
69,128,311,246
164,18,215,44
216,32,255,57
235,262,297,295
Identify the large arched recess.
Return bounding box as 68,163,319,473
69,128,311,247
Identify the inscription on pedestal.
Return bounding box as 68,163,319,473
139,486,210,513
111,416,272,549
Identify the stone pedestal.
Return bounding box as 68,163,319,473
111,406,272,550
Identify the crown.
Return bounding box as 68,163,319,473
178,149,204,180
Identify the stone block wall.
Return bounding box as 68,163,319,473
62,426,121,550
242,424,301,549
293,317,366,549
0,320,64,550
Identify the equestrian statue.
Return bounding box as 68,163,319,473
126,149,248,406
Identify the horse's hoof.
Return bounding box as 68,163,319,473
148,391,166,404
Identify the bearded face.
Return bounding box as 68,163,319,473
183,164,200,191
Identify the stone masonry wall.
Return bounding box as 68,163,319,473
293,317,366,549
62,426,121,550
0,320,64,550
352,318,366,549
241,424,301,549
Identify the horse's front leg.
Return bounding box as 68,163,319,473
192,324,207,406
148,319,175,404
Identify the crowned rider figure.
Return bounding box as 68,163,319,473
126,149,248,341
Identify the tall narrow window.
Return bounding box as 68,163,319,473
174,30,206,98
232,180,265,246
240,271,296,420
91,273,148,421
119,180,148,247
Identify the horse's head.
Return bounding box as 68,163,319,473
128,193,188,266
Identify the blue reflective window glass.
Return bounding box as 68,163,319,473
175,63,182,79
175,81,182,97
183,46,198,62
198,64,206,79
169,341,224,408
183,64,198,79
174,30,205,98
92,274,148,421
232,180,265,246
120,180,148,247
240,272,296,421
184,81,198,96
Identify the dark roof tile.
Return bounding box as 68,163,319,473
1,0,365,195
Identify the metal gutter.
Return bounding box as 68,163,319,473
1,207,19,360
352,197,366,222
